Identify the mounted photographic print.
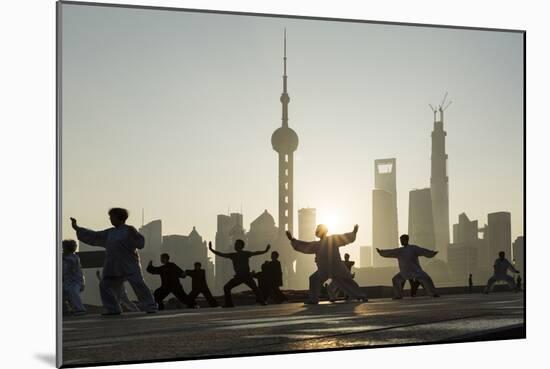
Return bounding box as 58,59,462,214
57,1,525,367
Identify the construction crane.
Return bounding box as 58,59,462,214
428,92,452,122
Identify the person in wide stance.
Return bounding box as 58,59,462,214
376,234,440,299
483,251,520,294
147,253,195,310
286,224,368,305
209,240,268,307
71,208,158,315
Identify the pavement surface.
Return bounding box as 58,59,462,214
62,292,524,367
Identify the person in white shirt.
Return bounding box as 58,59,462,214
62,239,86,316
286,224,368,305
70,207,158,315
376,234,440,299
95,270,139,312
483,251,520,294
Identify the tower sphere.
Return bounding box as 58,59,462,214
271,126,299,153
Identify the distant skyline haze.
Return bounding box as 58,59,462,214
61,4,524,265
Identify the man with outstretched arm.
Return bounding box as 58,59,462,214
70,208,158,315
147,253,195,309
286,224,368,305
376,234,440,299
209,240,268,307
185,262,219,307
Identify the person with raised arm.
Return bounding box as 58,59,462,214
185,262,219,307
286,224,368,305
209,240,268,307
147,253,195,310
70,208,157,315
376,234,440,299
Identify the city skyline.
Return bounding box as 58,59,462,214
61,4,524,266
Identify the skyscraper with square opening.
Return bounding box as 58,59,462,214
372,158,398,267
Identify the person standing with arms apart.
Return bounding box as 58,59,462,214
209,240,268,308
483,251,520,294
70,208,158,315
287,224,368,305
376,234,440,299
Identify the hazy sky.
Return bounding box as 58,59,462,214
61,4,523,264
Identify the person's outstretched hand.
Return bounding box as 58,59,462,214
208,241,213,250
285,231,293,241
70,217,78,230
376,248,381,254
148,260,153,266
266,244,271,251
353,224,359,234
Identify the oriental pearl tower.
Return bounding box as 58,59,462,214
271,30,299,286
272,29,299,239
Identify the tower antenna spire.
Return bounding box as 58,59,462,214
280,28,290,128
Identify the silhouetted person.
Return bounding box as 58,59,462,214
185,262,219,307
147,253,194,310
287,224,368,305
252,262,271,302
264,251,287,303
343,253,355,276
71,208,157,315
209,240,268,307
468,274,473,293
516,275,522,291
95,270,139,312
62,240,86,316
483,251,520,294
329,253,357,301
377,234,440,299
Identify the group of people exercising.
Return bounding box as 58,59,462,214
62,207,522,316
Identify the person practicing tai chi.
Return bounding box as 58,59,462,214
208,240,268,308
376,234,440,299
185,262,219,308
286,224,368,305
70,208,158,315
147,253,195,310
483,251,520,294
255,251,287,304
328,253,356,301
62,239,86,316
95,270,139,312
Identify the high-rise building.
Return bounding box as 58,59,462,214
513,236,525,274
487,212,512,261
448,213,481,282
160,227,214,292
430,104,451,262
408,188,435,250
271,30,300,287
246,210,278,273
372,158,398,267
139,219,162,254
214,212,245,293
294,208,317,289
359,246,372,268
